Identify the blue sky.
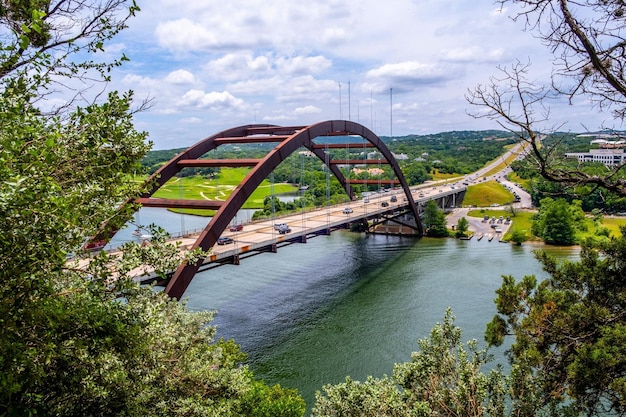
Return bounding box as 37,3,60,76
104,0,613,149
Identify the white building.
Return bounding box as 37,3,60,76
564,148,626,166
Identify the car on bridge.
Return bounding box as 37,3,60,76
277,225,291,234
381,201,389,207
343,207,353,214
229,224,243,232
390,196,397,202
217,236,234,245
274,223,288,230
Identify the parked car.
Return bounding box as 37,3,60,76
217,236,234,245
343,207,353,214
229,224,243,232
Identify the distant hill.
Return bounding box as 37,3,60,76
141,130,519,175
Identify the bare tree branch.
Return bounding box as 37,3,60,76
469,1,626,197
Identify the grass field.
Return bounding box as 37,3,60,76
148,168,298,216
462,180,516,207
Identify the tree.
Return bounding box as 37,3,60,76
531,198,577,245
0,1,305,415
312,309,508,417
509,229,527,245
422,200,449,237
455,216,469,237
467,0,626,197
486,228,626,416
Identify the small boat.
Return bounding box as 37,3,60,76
476,233,484,241
488,234,494,241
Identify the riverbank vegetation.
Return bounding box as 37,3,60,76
0,3,306,416
6,1,626,416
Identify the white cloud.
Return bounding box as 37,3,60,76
108,0,611,149
164,69,196,85
155,18,220,52
179,89,246,111
294,105,322,115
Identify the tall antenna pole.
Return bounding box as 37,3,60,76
389,87,393,137
370,89,373,131
348,81,352,120
339,83,342,119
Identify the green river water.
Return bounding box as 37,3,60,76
182,231,579,410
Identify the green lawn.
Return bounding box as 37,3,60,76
462,180,516,207
148,167,298,216
575,216,625,242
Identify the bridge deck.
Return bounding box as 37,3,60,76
131,184,465,284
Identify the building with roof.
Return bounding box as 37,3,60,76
564,148,626,166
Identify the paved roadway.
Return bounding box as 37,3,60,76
444,141,533,240
179,183,463,261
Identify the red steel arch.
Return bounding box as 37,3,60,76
136,120,422,299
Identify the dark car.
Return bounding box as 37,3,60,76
217,236,234,245
390,196,397,202
229,224,243,232
277,225,291,234
381,201,389,207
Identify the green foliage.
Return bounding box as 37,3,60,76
455,216,469,237
486,229,626,416
422,200,449,237
0,3,305,416
531,198,576,245
239,381,306,417
509,229,527,245
386,131,516,176
312,309,508,417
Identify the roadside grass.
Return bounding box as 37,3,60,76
506,172,530,191
148,167,298,216
462,180,516,207
431,170,459,181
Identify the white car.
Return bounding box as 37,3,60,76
343,207,353,214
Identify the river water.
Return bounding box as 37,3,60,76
178,225,579,410
113,208,579,410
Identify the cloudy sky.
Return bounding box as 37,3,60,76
106,0,612,149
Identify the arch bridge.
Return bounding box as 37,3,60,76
119,120,428,299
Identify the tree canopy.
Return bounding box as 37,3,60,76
422,200,449,237
0,1,305,415
486,228,626,416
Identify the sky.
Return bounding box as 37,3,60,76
103,0,615,150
